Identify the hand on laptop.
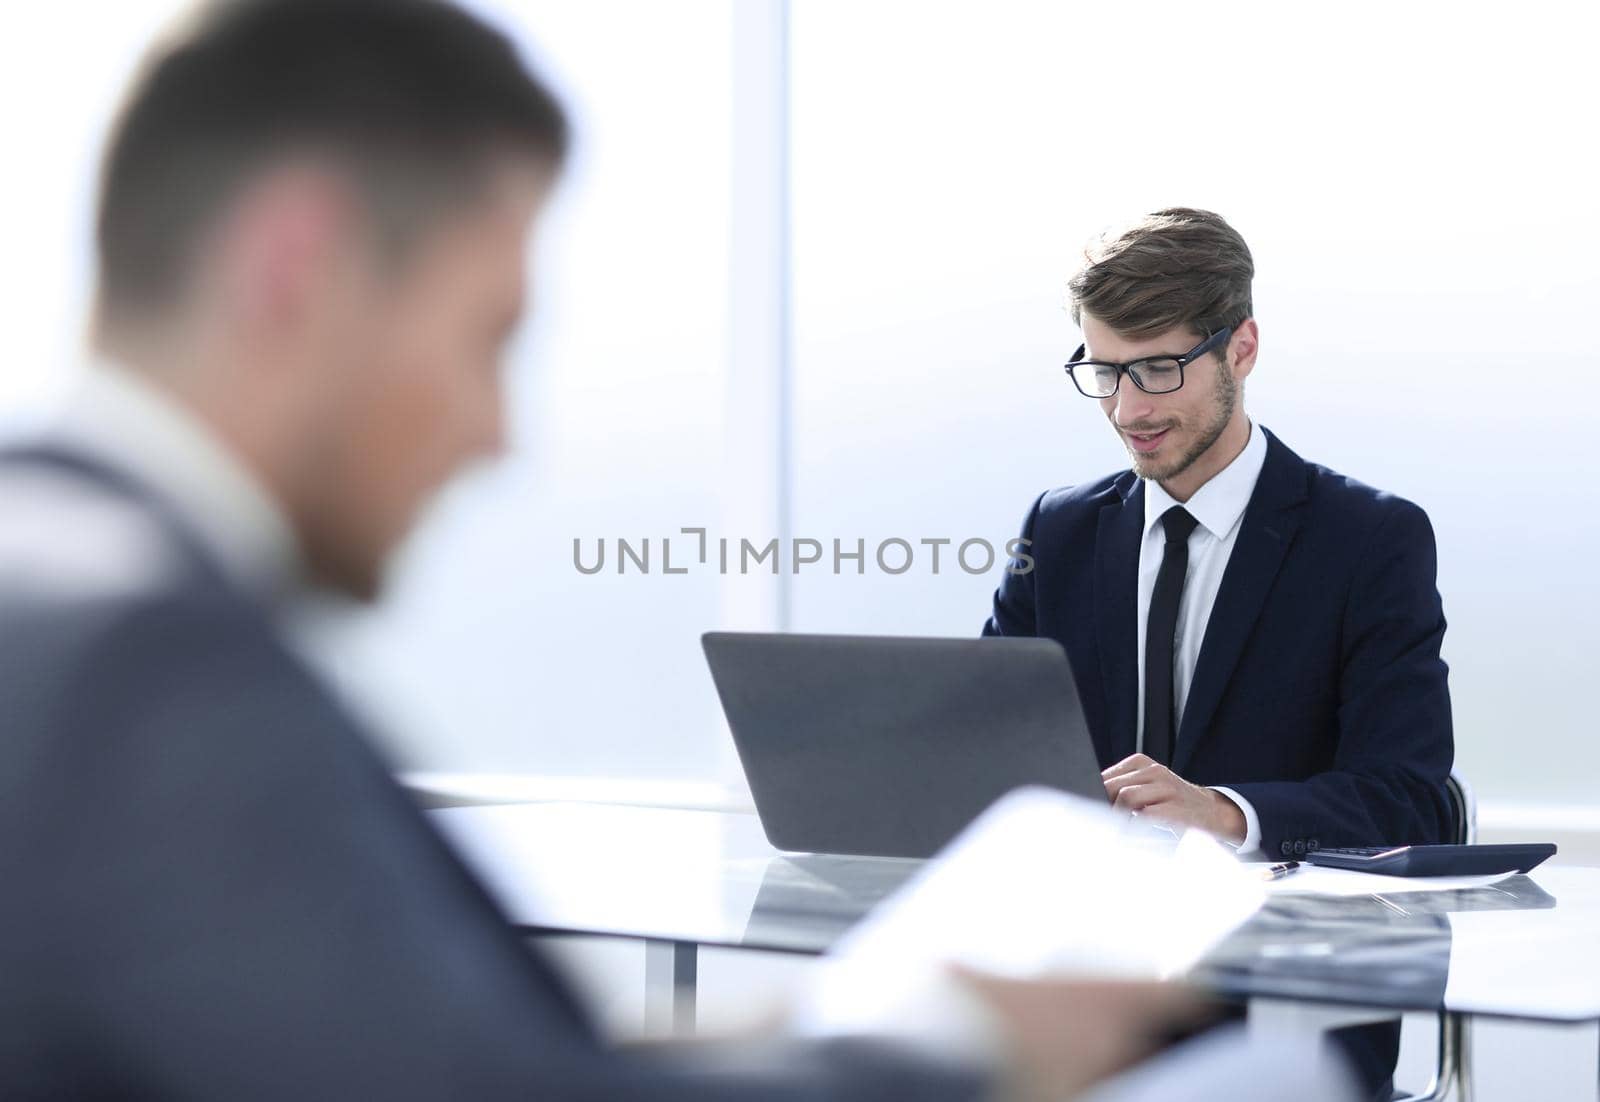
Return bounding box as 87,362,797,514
1101,754,1247,845
953,968,1218,1101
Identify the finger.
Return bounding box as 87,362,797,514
947,969,1171,1020
1111,782,1171,813
1101,753,1154,780
953,971,1214,1036
950,971,1226,1097
1138,794,1213,833
946,964,1048,1025
1096,981,1222,1044
1103,764,1174,797
1103,765,1163,801
946,962,1014,998
1111,981,1229,1041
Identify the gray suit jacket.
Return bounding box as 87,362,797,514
0,445,988,1100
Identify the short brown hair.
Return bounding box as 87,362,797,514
96,0,569,319
1066,208,1253,340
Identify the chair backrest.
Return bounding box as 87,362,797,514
1445,769,1477,845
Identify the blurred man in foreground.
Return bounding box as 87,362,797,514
0,2,1354,1099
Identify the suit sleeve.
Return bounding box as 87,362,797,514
1221,501,1455,851
18,594,991,1102
982,492,1046,637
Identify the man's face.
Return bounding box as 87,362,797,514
298,161,550,599
1082,314,1241,486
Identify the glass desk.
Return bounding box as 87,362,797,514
431,802,1600,1036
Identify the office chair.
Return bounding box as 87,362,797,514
1392,768,1476,1102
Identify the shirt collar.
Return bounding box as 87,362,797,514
54,364,302,601
1142,420,1269,542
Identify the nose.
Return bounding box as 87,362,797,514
1106,371,1157,427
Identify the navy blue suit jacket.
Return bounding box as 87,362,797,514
984,427,1454,857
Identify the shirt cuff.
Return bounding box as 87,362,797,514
1209,787,1262,854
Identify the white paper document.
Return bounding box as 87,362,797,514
1263,864,1516,897
795,787,1265,1044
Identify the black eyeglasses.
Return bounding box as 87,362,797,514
1062,326,1233,399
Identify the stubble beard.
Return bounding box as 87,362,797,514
1124,363,1238,483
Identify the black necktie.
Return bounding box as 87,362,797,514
1143,505,1199,766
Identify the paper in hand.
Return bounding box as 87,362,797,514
794,786,1265,1047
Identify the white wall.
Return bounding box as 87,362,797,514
0,4,181,422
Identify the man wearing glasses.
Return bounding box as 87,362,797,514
983,208,1454,1098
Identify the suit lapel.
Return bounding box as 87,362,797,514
1171,430,1309,775
1092,476,1143,767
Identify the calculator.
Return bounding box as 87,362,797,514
1303,843,1556,877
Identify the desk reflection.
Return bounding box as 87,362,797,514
1194,877,1557,1013
742,854,922,951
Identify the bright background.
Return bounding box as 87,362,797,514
6,2,1600,1093
3,0,1598,806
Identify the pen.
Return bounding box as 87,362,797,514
1261,861,1300,881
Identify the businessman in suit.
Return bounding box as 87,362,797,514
0,4,1361,1101
984,207,1455,1096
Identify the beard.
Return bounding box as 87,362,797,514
1122,364,1238,483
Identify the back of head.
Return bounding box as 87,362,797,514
95,0,569,327
1066,208,1254,339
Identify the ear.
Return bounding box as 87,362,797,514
213,164,355,340
1228,317,1260,382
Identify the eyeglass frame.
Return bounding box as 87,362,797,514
1062,325,1234,399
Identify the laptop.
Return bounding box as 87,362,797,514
701,631,1105,858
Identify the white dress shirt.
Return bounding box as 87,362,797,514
53,364,302,603
1135,420,1268,852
